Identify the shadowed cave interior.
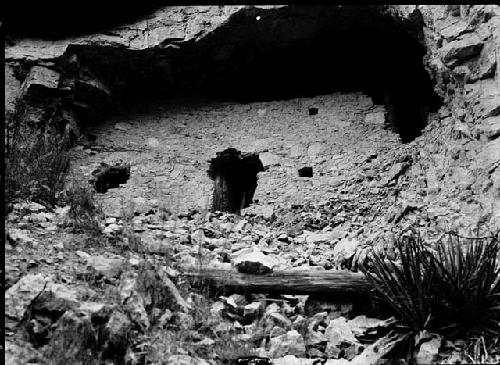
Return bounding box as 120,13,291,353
111,6,443,143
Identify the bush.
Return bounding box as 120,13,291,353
5,104,70,213
64,181,103,236
361,230,500,338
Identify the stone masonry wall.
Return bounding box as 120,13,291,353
4,5,500,231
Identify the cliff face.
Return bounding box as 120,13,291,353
415,5,500,231
5,5,429,132
5,4,500,231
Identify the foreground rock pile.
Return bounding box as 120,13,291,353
5,199,480,364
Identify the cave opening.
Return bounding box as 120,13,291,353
76,6,443,143
91,163,131,194
191,7,443,143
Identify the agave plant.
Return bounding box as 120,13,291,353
424,232,500,336
361,230,500,337
362,234,434,332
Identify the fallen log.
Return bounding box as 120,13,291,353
182,267,372,296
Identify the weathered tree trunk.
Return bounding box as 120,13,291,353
211,174,235,213
183,267,372,296
207,148,264,213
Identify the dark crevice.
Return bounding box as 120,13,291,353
309,108,319,116
207,148,265,213
91,163,131,194
298,167,314,177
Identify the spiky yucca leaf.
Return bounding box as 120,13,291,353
362,235,434,331
362,231,500,337
424,232,500,336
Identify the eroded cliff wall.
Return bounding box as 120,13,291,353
5,4,500,232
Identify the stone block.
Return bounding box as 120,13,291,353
441,33,484,67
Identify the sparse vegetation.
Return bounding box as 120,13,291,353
362,230,500,338
5,103,70,214
64,180,103,236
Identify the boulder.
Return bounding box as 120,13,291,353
5,340,45,365
14,201,47,212
21,65,61,97
307,142,323,158
86,255,125,279
5,273,49,320
304,230,342,245
164,355,211,365
262,205,276,219
380,161,411,186
33,282,80,316
4,264,22,290
102,311,133,359
439,19,468,41
348,333,403,365
234,250,279,274
6,228,36,246
243,301,263,321
324,317,358,358
273,355,316,365
44,311,98,364
364,111,385,125
304,326,327,346
249,137,274,153
118,271,150,329
77,301,111,316
267,312,293,329
268,330,306,358
118,265,190,329
290,144,306,158
477,138,500,172
414,336,442,364
468,40,497,81
474,87,500,118
147,137,160,147
323,360,351,365
332,238,359,267
440,33,484,67
226,294,247,308
270,326,288,338
479,116,500,140
347,315,396,336
260,152,281,167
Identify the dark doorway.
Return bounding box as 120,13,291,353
207,148,265,213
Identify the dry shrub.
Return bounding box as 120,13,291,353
5,104,70,213
64,181,103,237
